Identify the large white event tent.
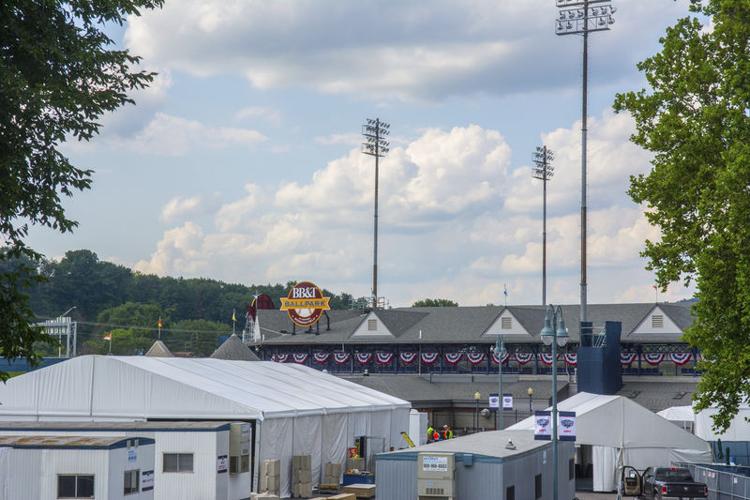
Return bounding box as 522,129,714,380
660,404,750,442
509,392,712,491
0,356,411,497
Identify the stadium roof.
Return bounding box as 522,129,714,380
254,303,693,346
211,334,260,361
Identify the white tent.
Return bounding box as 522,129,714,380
659,404,750,442
0,356,411,497
508,392,711,491
658,405,695,423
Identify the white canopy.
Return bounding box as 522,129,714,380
509,392,711,491
658,405,696,423
0,356,411,497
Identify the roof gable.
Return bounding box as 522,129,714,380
482,309,532,338
352,311,395,337
627,305,684,341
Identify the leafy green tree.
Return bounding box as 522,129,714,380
0,0,163,372
412,298,459,308
614,0,750,431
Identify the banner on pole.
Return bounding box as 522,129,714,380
534,411,551,440
502,393,513,410
488,393,500,410
558,411,576,441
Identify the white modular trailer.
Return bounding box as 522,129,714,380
0,435,155,500
0,355,411,498
0,422,249,500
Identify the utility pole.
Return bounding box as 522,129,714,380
533,146,555,306
362,118,390,309
556,0,615,323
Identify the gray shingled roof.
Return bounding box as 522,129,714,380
211,334,260,361
255,302,693,346
145,340,173,357
617,380,699,412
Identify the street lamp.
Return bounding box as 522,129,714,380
527,386,535,413
473,391,481,432
540,305,569,500
491,336,507,430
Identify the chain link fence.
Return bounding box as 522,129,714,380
683,464,750,500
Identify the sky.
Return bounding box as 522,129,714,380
29,0,702,307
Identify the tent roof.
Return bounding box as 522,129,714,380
657,405,696,422
0,356,409,422
386,429,546,459
211,334,260,361
508,392,709,452
145,340,173,357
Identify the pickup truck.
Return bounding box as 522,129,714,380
641,467,708,500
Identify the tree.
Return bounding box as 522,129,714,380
0,1,163,372
412,298,459,308
614,0,750,431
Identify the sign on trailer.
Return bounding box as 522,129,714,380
422,455,449,472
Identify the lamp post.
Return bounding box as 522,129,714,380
540,305,569,500
527,386,534,413
473,391,481,432
492,336,506,430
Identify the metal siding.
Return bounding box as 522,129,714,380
456,460,503,500
4,448,41,499
40,448,111,499
376,457,417,500
152,430,219,500
108,442,156,500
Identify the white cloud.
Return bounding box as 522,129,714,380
161,196,203,223
314,133,362,146
133,112,691,306
235,106,282,126
124,0,688,100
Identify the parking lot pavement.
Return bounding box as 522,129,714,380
575,491,618,500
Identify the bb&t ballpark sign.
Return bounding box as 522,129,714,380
280,281,331,327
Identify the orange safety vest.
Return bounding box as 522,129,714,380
433,431,440,441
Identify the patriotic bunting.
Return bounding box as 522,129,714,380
643,353,665,366
466,352,486,366
669,352,692,366
444,352,464,365
273,353,289,363
421,352,440,365
491,351,510,365
292,353,309,364
564,353,577,367
355,352,373,365
620,352,637,365
399,352,418,365
538,353,558,366
333,352,351,364
514,352,534,365
375,352,394,365
312,352,330,364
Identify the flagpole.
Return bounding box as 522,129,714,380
418,329,422,376
232,308,237,335
158,316,162,340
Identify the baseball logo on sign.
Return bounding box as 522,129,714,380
280,281,331,327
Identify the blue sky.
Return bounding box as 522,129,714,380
30,0,700,307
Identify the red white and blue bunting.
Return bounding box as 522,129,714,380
273,353,289,363
620,352,638,365
333,352,351,365
399,352,418,365
491,351,510,365
421,352,440,365
466,352,486,366
669,352,693,366
538,353,559,366
643,353,665,366
444,352,464,365
355,352,373,365
375,352,394,365
514,352,534,365
292,353,309,364
564,353,577,367
312,352,330,364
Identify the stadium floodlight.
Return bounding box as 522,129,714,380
532,146,554,306
361,118,390,309
555,0,615,325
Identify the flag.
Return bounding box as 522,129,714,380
157,317,163,329
232,309,237,322
103,332,112,341
504,284,508,297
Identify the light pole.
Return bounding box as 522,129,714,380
527,386,534,414
473,391,481,432
362,118,390,310
556,0,615,323
492,336,506,430
56,306,77,357
532,146,554,306
540,305,569,500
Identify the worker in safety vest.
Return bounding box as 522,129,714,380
442,425,454,440
426,424,435,443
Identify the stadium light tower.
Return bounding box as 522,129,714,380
362,118,390,309
532,146,555,306
556,0,615,324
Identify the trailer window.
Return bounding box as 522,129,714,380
535,473,542,499
163,453,194,473
124,469,139,495
506,485,515,500
58,474,94,498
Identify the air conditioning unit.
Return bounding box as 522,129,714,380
417,453,455,500
229,423,251,474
